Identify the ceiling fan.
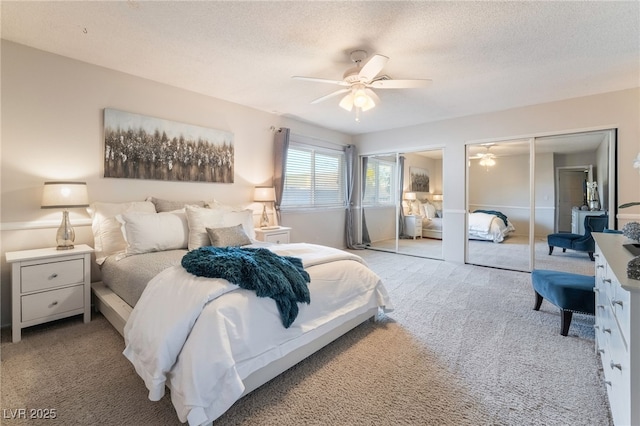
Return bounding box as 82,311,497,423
292,50,431,119
470,144,497,170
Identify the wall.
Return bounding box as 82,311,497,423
0,41,351,326
354,88,640,263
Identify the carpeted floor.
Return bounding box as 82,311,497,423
1,249,611,425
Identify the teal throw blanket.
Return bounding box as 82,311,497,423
181,246,310,328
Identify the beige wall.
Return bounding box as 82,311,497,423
0,41,351,326
354,88,640,262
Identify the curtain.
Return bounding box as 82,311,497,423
361,156,371,245
273,127,290,226
345,145,360,249
398,155,408,238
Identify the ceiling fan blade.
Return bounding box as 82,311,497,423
311,88,351,104
369,79,432,89
358,54,388,82
292,76,349,86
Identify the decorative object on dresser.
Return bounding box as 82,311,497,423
41,181,89,250
253,186,276,228
6,244,93,342
593,233,640,426
254,226,291,244
531,269,595,336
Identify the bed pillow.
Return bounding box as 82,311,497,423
89,201,156,265
423,202,437,219
221,209,256,240
147,197,206,213
206,225,252,247
118,211,189,255
185,205,225,250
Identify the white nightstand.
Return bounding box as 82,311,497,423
254,226,291,244
6,244,93,342
404,215,422,239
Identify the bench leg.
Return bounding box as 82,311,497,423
560,310,573,336
534,292,543,311
588,252,595,261
548,246,554,255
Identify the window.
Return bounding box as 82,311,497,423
363,158,396,206
281,143,346,209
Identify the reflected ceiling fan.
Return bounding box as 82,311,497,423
292,50,431,120
470,144,497,170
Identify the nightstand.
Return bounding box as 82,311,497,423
404,215,422,239
6,244,93,342
254,226,291,244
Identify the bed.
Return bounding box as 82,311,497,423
405,200,515,242
89,199,392,425
468,210,515,243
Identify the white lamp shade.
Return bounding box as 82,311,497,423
432,194,443,201
253,186,276,202
405,192,417,201
41,182,89,208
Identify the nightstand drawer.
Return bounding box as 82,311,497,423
264,232,289,244
21,285,84,322
21,259,84,293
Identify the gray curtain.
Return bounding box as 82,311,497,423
345,145,361,249
273,127,290,225
398,155,408,238
361,156,371,245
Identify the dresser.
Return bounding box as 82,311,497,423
593,233,640,426
572,208,604,234
6,245,93,342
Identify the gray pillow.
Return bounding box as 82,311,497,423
206,224,251,247
149,197,206,212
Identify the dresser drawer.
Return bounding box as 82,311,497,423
21,285,84,322
21,258,84,293
612,285,630,342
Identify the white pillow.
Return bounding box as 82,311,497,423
185,205,225,250
118,211,189,255
221,209,256,240
89,201,156,265
423,201,437,219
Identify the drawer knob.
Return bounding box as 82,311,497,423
603,328,612,334
597,348,605,354
597,304,605,309
613,300,624,308
597,264,604,269
594,325,600,330
610,361,622,371
48,273,59,280
603,278,612,284
49,301,59,308
604,380,612,387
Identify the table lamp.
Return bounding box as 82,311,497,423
41,181,89,250
253,186,276,228
405,192,417,215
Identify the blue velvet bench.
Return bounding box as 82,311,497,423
531,269,595,336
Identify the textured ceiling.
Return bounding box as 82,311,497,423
2,1,639,135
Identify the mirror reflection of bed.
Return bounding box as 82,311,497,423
361,149,444,260
466,129,616,276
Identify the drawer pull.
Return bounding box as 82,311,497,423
49,301,59,308
48,273,59,280
610,361,622,371
598,348,605,354
597,304,605,309
594,325,600,330
594,288,600,293
603,278,612,284
597,264,604,269
603,328,612,334
604,380,612,387
613,300,624,308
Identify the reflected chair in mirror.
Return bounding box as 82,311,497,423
547,214,608,261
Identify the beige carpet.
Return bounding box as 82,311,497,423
1,250,611,425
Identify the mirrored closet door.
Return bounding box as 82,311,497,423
466,140,531,271
360,149,444,260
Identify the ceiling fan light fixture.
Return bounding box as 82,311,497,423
339,93,354,111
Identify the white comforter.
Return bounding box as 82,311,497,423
123,243,392,425
468,212,515,243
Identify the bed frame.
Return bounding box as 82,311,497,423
92,281,378,403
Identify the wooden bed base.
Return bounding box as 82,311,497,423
91,281,378,414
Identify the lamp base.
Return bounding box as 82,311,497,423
56,210,76,250
260,203,270,228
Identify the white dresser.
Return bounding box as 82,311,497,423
593,233,640,426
